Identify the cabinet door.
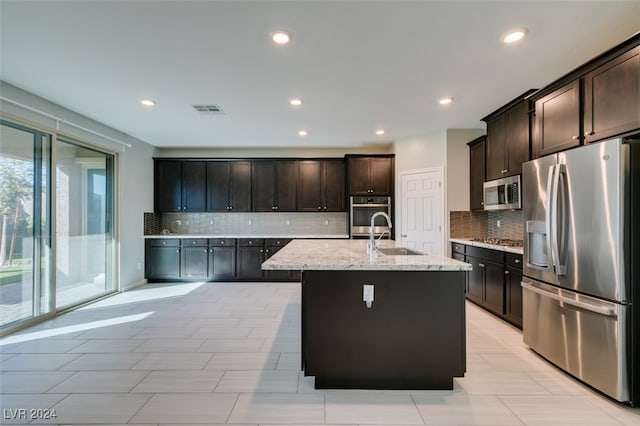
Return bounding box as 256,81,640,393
532,80,581,158
369,157,392,195
206,162,230,211
229,161,251,212
323,160,346,211
209,247,237,281
484,261,505,315
264,246,290,280
146,246,181,279
584,46,640,143
154,160,182,212
347,157,372,195
505,100,530,176
486,115,506,181
238,246,264,279
274,161,297,211
505,267,523,328
297,160,323,211
182,161,206,212
468,137,486,210
252,161,275,212
181,246,209,278
466,255,484,304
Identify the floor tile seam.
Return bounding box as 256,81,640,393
408,393,428,425
495,394,625,425
126,369,154,394
223,392,241,424
53,353,83,371
122,391,156,424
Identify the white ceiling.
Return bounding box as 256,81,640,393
1,1,639,149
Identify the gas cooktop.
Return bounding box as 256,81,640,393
470,238,524,247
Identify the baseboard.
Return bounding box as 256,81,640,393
121,278,148,292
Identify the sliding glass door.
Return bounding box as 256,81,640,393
55,139,114,308
0,121,51,328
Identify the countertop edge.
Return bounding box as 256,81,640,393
450,238,524,255
144,234,350,239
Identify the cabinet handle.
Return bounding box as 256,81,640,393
515,259,521,264
505,270,510,275
501,169,508,174
572,135,579,140
478,263,485,268
229,206,233,210
323,206,327,210
480,202,484,205
318,206,322,210
193,241,197,244
176,249,179,253
221,241,224,245
265,249,270,253
204,249,207,252
584,131,594,137
260,249,264,253
274,206,278,210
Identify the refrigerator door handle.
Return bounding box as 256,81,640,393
545,165,556,274
555,164,567,275
550,163,563,277
521,281,617,317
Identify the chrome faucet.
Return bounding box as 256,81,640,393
367,212,392,258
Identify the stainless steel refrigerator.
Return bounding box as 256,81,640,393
522,137,639,405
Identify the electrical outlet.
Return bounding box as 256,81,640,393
137,262,142,270
497,220,502,228
210,220,214,225
324,220,329,225
286,220,291,226
248,219,253,225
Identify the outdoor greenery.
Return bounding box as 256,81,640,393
0,157,33,267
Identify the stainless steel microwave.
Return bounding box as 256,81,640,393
483,175,521,210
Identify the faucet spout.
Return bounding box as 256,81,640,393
368,212,392,258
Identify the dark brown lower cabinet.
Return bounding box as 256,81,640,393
145,238,301,282
145,239,180,280
209,246,237,281
451,243,523,329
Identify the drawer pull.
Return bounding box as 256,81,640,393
478,263,485,268
515,259,521,264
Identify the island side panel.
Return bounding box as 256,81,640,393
302,270,466,389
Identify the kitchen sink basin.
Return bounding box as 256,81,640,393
377,247,423,256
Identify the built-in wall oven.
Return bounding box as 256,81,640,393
350,196,391,238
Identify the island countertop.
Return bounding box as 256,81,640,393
262,239,472,271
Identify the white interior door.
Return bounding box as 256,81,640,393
400,168,444,256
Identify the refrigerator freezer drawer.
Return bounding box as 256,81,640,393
522,279,629,402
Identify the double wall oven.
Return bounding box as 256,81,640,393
350,196,391,238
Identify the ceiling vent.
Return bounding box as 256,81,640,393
192,104,224,114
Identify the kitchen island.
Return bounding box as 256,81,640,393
262,239,471,390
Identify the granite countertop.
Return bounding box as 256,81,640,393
450,238,524,255
144,233,350,239
262,239,472,271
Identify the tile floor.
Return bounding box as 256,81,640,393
0,281,638,425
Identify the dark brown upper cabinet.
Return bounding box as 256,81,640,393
346,155,393,195
251,160,298,212
154,160,206,212
297,159,346,212
206,161,251,212
483,92,533,181
467,136,486,211
583,46,640,144
532,80,581,158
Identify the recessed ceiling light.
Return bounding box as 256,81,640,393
298,130,308,136
140,99,156,107
375,129,385,135
438,97,454,105
272,30,292,45
289,98,303,106
503,29,528,44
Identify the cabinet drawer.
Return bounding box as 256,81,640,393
265,238,292,247
181,238,208,247
451,242,466,254
466,245,504,263
209,238,236,247
147,238,179,247
239,239,265,247
506,252,523,269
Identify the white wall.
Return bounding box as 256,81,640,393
446,129,485,212
0,81,157,290
156,145,393,158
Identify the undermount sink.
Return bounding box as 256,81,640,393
377,247,423,256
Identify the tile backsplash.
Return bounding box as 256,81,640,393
449,211,488,238
449,209,523,241
144,212,348,236
487,210,523,240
